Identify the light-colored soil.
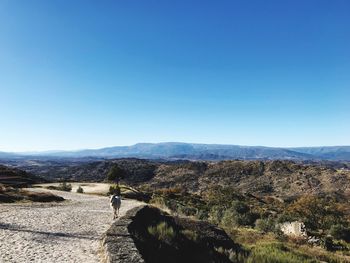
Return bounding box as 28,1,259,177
35,183,112,195
0,188,143,263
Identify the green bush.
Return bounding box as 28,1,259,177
231,200,250,214
247,242,317,263
181,229,198,242
216,247,246,263
285,195,345,231
177,205,197,216
329,224,350,242
147,221,176,243
196,209,209,220
57,182,72,192
221,208,239,228
208,205,224,225
216,201,256,228
76,186,84,193
255,218,276,233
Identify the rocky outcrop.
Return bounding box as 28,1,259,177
280,221,307,237
101,205,146,263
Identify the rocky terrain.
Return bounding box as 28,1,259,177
146,160,350,198
5,159,349,200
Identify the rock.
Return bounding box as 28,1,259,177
280,221,307,237
308,236,321,246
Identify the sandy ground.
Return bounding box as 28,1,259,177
34,183,112,195
0,188,143,263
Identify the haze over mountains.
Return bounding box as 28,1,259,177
1,143,350,161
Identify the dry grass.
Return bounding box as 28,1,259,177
292,244,350,263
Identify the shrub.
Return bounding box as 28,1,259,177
196,209,209,220
231,200,250,214
76,186,84,193
247,242,317,263
147,221,176,243
285,195,345,231
221,208,239,228
209,201,256,228
177,205,197,216
220,201,256,228
208,205,224,225
181,229,198,242
156,187,183,196
215,247,247,263
57,182,72,192
255,218,276,233
108,184,121,195
329,224,350,242
322,236,335,251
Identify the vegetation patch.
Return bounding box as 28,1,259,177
76,185,84,193
147,221,176,244
148,185,350,262
247,242,318,263
128,206,246,263
47,182,72,192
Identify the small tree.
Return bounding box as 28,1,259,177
76,186,84,193
107,164,126,186
58,182,72,192
108,184,121,195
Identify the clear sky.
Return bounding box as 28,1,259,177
0,0,349,151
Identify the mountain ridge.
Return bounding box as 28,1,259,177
1,143,350,161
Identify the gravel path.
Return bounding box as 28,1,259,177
0,189,143,263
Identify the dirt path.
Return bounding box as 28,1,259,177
0,189,143,263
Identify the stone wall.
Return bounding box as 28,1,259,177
101,205,146,263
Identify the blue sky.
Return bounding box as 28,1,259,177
0,0,349,151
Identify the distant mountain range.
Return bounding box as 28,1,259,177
1,143,350,161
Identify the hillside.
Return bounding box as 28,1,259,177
8,158,350,200
7,158,158,183
0,165,44,186
145,160,350,199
